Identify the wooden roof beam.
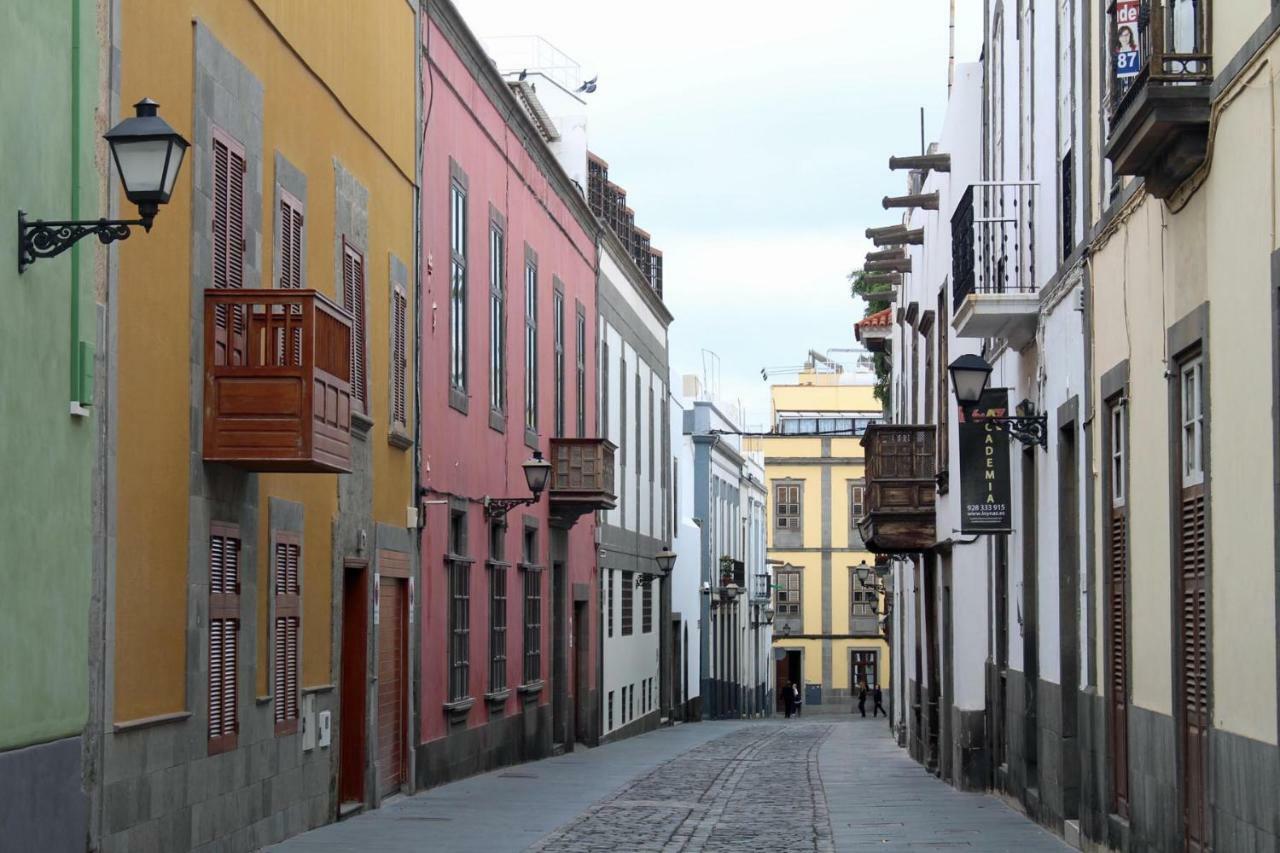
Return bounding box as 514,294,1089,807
882,192,939,211
865,258,912,273
888,153,951,173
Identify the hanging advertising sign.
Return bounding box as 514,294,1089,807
1115,0,1142,83
958,388,1012,534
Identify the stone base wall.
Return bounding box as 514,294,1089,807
415,703,552,791
600,709,660,746
1209,728,1280,853
0,735,87,853
950,707,989,792
98,691,335,853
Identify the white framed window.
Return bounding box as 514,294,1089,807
1180,358,1204,487
1110,402,1126,507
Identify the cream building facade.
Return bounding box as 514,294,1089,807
759,365,886,711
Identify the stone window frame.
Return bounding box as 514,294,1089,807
553,277,566,439
523,245,539,448
773,480,804,549
488,205,507,431
485,520,509,702
446,506,473,706
518,518,544,692
774,565,803,634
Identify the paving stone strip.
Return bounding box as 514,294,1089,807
527,724,836,853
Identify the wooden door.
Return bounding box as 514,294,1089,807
339,564,368,806
377,577,407,795
574,601,589,742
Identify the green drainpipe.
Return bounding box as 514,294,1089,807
70,0,82,406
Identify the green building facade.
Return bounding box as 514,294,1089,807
0,1,105,848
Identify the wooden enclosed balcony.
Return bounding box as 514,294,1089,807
858,425,936,553
548,438,617,522
1105,0,1212,198
204,289,354,473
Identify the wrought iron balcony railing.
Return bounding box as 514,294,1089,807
951,182,1039,313
1109,0,1212,121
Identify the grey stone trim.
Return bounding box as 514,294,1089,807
448,156,468,191
524,242,538,267
1168,301,1209,360
269,497,305,535
763,456,864,466
1100,359,1129,402
271,151,308,289
1087,176,1144,246
0,735,87,853
1274,250,1280,750
1210,728,1280,851
1210,6,1280,102
1128,704,1178,852
821,439,832,693
598,264,670,377
333,157,372,423
1055,395,1078,429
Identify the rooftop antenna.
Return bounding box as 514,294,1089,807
920,107,926,156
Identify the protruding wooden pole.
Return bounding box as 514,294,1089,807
865,258,913,273
872,228,924,247
861,273,903,287
888,154,952,173
866,248,906,262
882,192,939,211
865,224,907,240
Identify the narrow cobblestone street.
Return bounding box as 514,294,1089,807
270,718,1069,852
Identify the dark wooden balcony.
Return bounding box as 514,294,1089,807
951,183,1041,349
548,438,617,523
858,425,936,553
204,289,353,473
1106,0,1212,198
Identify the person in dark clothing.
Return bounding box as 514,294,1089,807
784,682,795,718
792,682,803,717
856,680,868,717
872,684,887,717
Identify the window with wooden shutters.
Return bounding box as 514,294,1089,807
208,523,241,755
775,484,801,530
392,286,408,429
642,576,652,633
212,128,246,290
342,240,368,412
1175,353,1209,849
1106,398,1130,817
273,534,301,735
278,189,304,289
775,567,802,634
211,129,247,367
621,571,634,636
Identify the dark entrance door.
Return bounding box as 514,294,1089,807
851,650,878,691
376,576,407,796
574,599,589,743
923,554,940,774
1022,448,1040,793
552,562,567,747
339,562,368,808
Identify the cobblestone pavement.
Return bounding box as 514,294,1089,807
530,724,833,853
269,718,1070,853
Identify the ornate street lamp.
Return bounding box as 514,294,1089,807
637,547,677,588
947,354,1048,449
483,451,553,518
19,99,189,273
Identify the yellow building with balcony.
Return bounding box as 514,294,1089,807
754,364,887,711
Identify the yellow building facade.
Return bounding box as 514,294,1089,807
757,370,887,709
94,2,418,849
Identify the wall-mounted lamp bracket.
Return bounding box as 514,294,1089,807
18,211,150,274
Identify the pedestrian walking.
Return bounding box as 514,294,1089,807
856,679,868,717
793,682,803,717
872,684,887,717
783,682,795,718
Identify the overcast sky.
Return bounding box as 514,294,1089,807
455,0,981,428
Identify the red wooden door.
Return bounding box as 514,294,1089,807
377,577,407,795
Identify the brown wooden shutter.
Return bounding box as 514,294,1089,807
377,577,407,792
342,240,368,412
273,534,301,735
208,523,241,755
1179,484,1209,850
393,288,407,427
1108,508,1130,817
212,129,247,367
279,190,304,290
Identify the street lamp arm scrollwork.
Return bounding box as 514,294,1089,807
18,214,151,272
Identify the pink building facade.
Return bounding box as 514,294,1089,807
416,3,606,786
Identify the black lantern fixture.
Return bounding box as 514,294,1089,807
484,451,553,518
947,354,1048,449
19,99,189,273
637,547,677,588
